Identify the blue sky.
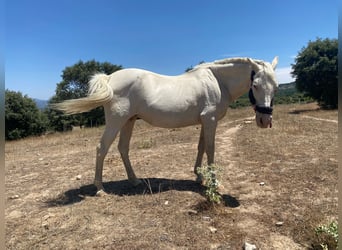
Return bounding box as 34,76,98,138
6,0,337,100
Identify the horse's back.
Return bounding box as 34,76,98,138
107,68,210,104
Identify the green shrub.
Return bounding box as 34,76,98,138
197,164,222,204
315,221,338,249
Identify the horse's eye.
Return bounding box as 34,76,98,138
253,84,258,90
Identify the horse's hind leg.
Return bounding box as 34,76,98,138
94,126,119,192
118,117,142,186
94,117,127,192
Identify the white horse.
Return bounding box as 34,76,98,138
53,57,278,192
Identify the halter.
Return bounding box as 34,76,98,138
248,70,274,115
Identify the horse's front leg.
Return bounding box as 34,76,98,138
118,117,142,186
194,115,218,184
194,126,205,182
202,116,217,166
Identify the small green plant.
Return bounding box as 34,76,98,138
137,138,154,149
315,221,338,250
197,164,222,204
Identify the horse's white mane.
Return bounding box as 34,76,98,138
193,57,266,70
214,57,265,66
191,57,278,88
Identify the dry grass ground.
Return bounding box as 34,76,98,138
5,103,337,249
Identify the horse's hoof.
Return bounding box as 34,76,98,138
96,190,107,197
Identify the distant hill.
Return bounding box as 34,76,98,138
275,82,313,105
277,82,297,94
34,99,48,110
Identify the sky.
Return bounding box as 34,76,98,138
5,0,338,100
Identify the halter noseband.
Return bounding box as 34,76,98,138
248,70,274,115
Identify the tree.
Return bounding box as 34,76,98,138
47,60,122,131
291,38,338,109
5,90,48,140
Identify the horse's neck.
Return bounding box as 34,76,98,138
210,64,252,103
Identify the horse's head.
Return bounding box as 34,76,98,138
248,56,278,128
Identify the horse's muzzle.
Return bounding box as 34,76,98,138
255,112,272,128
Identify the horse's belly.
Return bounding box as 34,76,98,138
139,108,201,128
146,117,200,128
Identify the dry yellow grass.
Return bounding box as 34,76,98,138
5,103,337,249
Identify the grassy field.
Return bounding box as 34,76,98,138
5,103,337,249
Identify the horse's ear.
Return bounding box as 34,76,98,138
271,56,279,70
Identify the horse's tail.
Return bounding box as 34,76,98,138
51,73,113,115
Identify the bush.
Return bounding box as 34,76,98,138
5,90,48,140
315,221,338,249
197,164,222,204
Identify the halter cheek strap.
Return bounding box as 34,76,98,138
248,88,256,106
250,70,256,82
249,70,257,107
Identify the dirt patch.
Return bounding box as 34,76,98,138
301,115,338,123
5,103,337,249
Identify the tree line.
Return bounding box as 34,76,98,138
5,38,337,140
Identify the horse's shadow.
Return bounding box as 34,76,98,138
46,178,239,208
